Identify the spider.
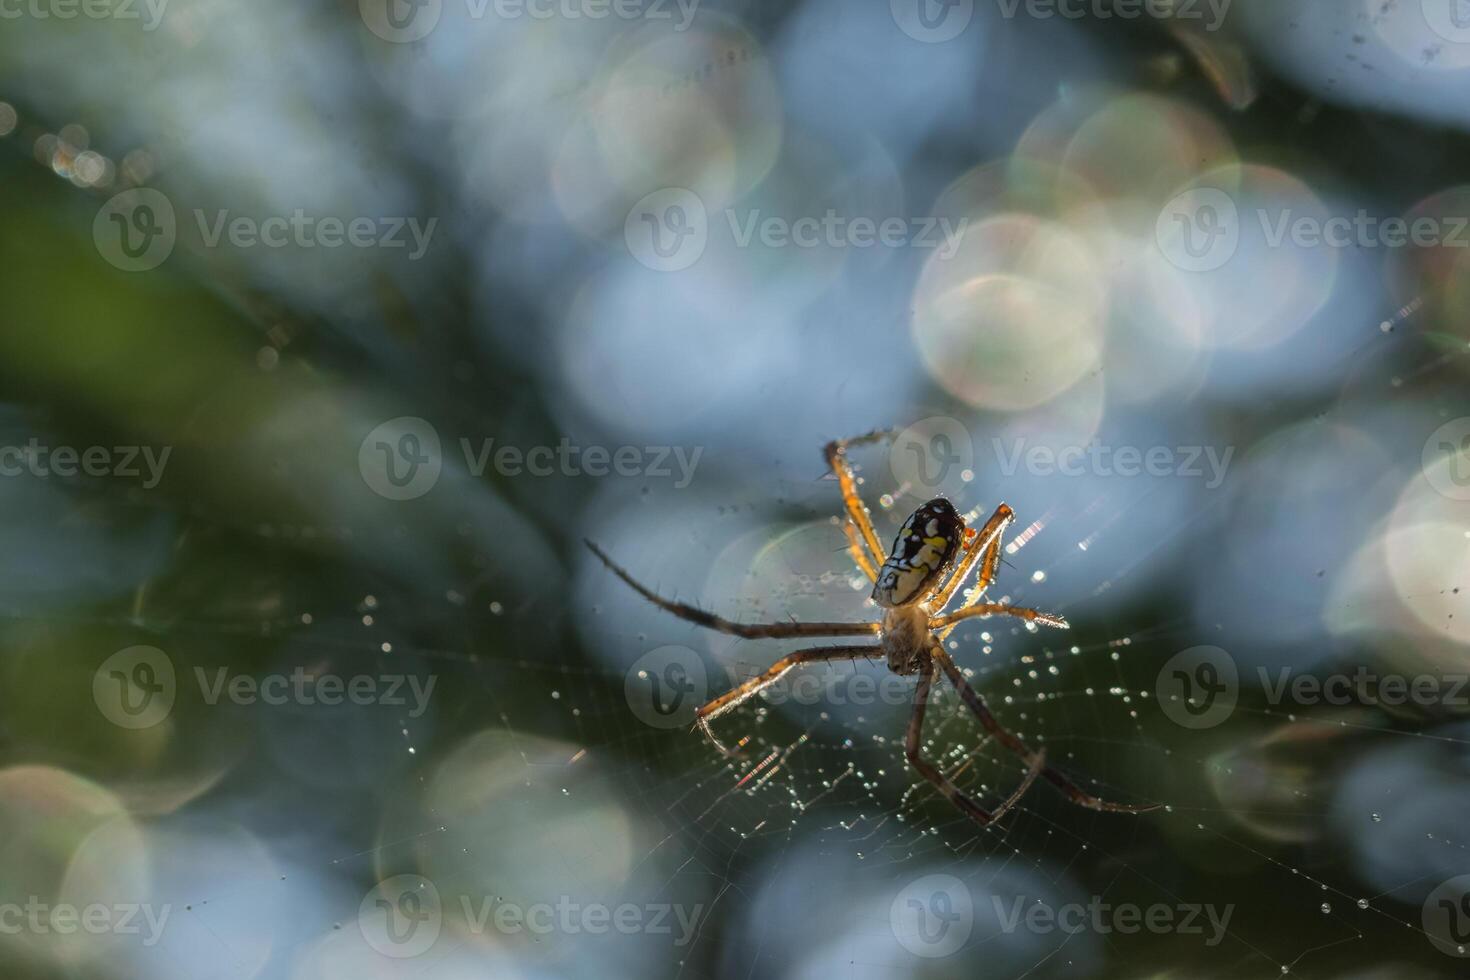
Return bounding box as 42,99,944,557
586,430,1160,826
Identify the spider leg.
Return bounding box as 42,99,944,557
932,603,1070,631
905,663,1045,826
931,647,1161,814
694,644,877,756
824,431,894,570
586,541,880,639
840,518,878,582
929,503,1014,613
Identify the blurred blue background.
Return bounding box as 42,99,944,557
1,0,1470,977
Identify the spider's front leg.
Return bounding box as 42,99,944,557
693,645,878,756
933,603,1070,631
824,430,895,576
928,502,1014,615
905,662,1045,826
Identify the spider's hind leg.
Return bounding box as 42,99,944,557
931,646,1161,814
585,541,880,640
694,644,878,756
904,663,1044,826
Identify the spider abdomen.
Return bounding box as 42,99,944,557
871,498,963,608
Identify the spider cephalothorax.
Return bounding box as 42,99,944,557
586,429,1160,826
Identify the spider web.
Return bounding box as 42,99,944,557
6,329,1467,980
533,393,1470,980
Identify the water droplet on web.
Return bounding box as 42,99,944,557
1370,812,1381,822
1031,569,1046,583
1356,899,1368,909
1319,903,1331,914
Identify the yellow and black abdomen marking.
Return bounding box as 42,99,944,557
871,498,963,608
